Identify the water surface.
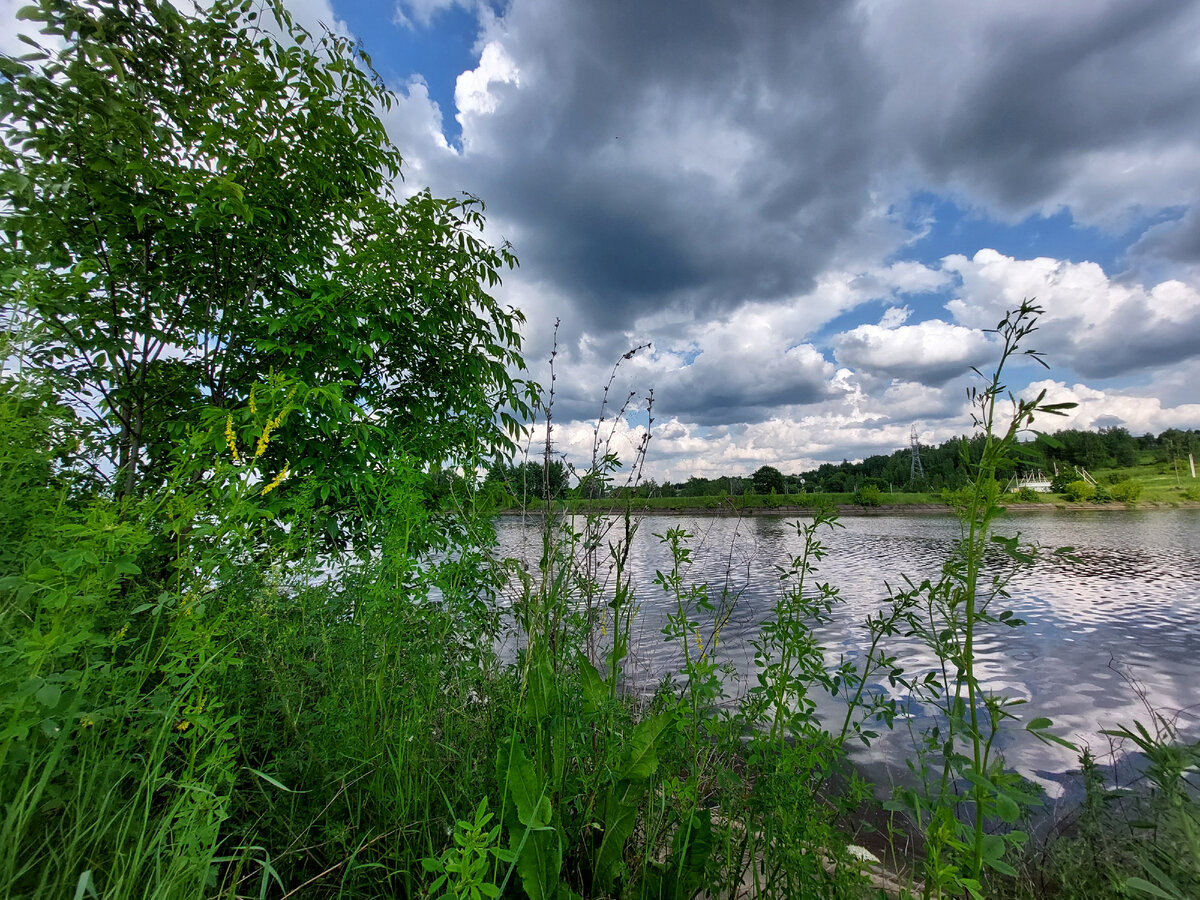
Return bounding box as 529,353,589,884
494,509,1200,797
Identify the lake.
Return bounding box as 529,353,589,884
494,508,1200,800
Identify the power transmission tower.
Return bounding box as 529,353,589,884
910,426,924,481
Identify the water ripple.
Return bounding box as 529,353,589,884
496,509,1200,781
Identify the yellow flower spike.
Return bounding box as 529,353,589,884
255,421,272,459
248,387,257,416
224,414,240,463
261,464,290,496
255,409,288,459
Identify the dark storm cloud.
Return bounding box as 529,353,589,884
871,0,1200,228
375,0,1200,454
449,0,885,327
658,369,838,428
1128,208,1200,283
442,0,1200,349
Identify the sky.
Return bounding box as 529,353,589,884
5,0,1200,484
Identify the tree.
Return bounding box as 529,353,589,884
751,464,785,495
0,0,530,544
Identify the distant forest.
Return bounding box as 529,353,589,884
485,426,1200,501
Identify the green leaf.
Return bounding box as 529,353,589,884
72,870,99,900
35,682,61,709
576,652,608,713
962,769,995,794
525,654,558,722
592,783,641,892
499,740,550,829
619,712,673,781
513,827,562,900
985,856,1018,877
245,767,305,793
981,833,1005,861
995,792,1020,823
1123,876,1180,899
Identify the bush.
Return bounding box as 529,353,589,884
1063,480,1096,502
853,484,884,507
1184,484,1200,501
1110,481,1143,502
1106,471,1131,485
1016,486,1043,502
1050,472,1075,493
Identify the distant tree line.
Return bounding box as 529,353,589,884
480,426,1199,503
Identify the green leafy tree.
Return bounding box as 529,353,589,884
752,465,785,495
0,0,530,544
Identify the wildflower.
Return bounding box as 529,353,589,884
113,623,129,642
255,409,287,459
248,386,257,416
175,719,192,732
79,714,94,729
225,414,240,463
260,464,290,496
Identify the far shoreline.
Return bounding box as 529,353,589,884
495,500,1200,518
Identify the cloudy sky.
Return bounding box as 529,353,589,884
6,0,1200,482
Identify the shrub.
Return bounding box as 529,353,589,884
1064,480,1096,502
1109,480,1142,502
1016,486,1043,503
1183,484,1200,501
1050,473,1075,493
853,484,884,507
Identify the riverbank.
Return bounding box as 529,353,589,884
496,499,1200,517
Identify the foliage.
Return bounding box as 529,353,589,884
0,382,241,898
852,483,884,507
1110,480,1144,502
1064,480,1096,502
752,464,786,495
0,0,530,542
421,798,515,900
1050,473,1075,494
885,303,1078,897
1019,717,1200,900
